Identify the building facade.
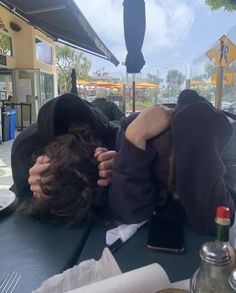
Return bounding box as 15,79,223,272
0,5,57,125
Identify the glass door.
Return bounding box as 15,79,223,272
0,70,13,101
13,69,41,127
40,72,54,105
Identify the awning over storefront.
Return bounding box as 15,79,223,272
0,0,119,66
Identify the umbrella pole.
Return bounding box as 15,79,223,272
132,73,135,112
122,83,126,114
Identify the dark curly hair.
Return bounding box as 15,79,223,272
27,126,108,226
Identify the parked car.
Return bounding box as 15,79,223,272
223,101,236,115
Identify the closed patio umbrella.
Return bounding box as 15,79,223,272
123,0,146,111
71,68,78,95
123,0,146,73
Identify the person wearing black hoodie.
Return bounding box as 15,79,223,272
11,93,118,224
109,89,236,235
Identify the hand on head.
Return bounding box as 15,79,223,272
125,104,174,150
94,147,117,187
28,147,117,198
28,155,50,198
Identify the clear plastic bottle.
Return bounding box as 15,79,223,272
190,241,234,293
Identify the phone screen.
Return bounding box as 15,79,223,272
147,215,185,254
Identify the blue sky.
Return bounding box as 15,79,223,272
75,0,236,77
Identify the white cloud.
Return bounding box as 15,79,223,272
144,0,195,54
75,0,197,66
75,0,124,57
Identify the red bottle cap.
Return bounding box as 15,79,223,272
216,206,230,219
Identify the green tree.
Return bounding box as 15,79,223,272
165,69,185,97
56,44,91,93
146,73,160,84
205,62,217,79
205,0,236,11
191,63,217,82
166,69,185,87
0,33,12,56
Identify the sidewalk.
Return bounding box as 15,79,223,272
0,138,14,191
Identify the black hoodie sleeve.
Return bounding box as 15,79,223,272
109,115,157,223
11,124,39,201
172,102,235,234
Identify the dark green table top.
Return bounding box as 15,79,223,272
0,212,91,293
77,222,213,282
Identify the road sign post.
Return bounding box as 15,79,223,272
215,66,224,109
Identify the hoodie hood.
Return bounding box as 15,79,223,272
173,89,232,153
11,93,118,200
37,93,112,147
171,89,234,233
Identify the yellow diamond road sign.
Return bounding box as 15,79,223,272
207,35,236,67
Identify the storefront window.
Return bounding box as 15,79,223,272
0,72,13,101
35,38,52,65
0,32,12,56
40,72,53,104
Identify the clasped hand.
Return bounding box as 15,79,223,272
28,148,117,198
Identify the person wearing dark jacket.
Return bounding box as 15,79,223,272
91,87,125,123
11,93,118,225
109,90,236,235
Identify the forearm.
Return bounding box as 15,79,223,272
125,124,146,150
125,104,173,151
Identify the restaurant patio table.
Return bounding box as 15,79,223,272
0,210,235,292
77,221,214,282
0,212,91,293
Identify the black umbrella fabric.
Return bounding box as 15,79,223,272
123,0,146,73
1,0,119,66
71,68,78,95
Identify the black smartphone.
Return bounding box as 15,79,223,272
147,214,185,254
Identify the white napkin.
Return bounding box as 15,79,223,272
66,263,170,293
33,248,121,293
106,221,147,246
